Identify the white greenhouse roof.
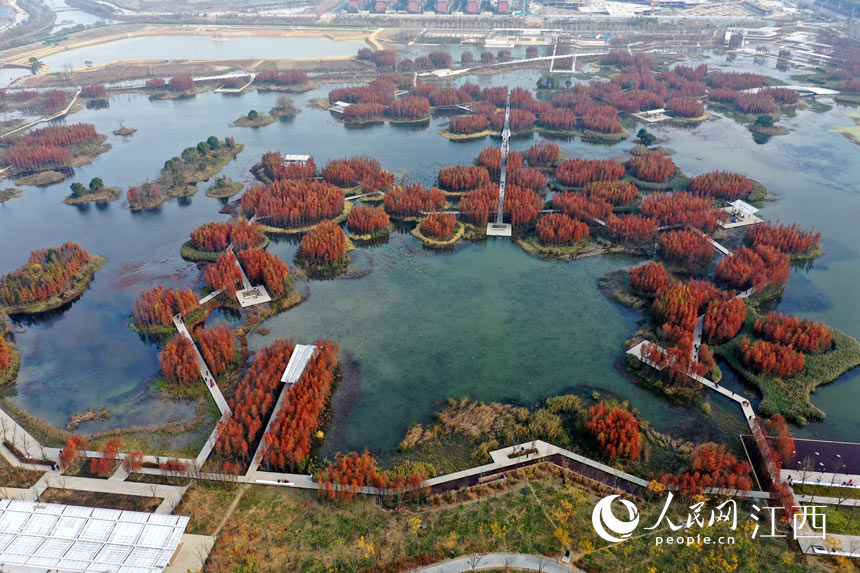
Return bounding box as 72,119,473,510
0,499,188,572
729,199,759,215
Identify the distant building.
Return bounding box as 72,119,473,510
283,154,311,165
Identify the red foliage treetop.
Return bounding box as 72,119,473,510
702,297,747,344
190,222,232,253
132,286,199,328
0,242,93,307
159,336,199,386
421,213,457,239
652,278,721,332
237,248,291,298
660,442,753,496
627,152,676,183
437,165,491,192
261,340,341,471
714,245,790,293
629,261,670,296
689,171,753,201
384,183,446,217
641,192,723,231
738,337,805,377
536,213,589,245
746,221,821,255
585,401,641,460
753,312,832,353
476,147,522,180
348,205,390,235
297,220,348,264
204,252,242,296
241,179,345,230
527,141,560,166
555,158,625,188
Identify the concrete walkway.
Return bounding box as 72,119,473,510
415,553,579,572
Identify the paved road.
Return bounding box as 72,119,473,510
415,553,580,573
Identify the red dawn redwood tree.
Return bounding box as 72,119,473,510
384,184,446,217
605,214,658,245
240,179,344,229
552,192,613,221
237,248,290,298
437,165,491,192
689,171,753,201
168,75,194,92
658,229,713,267
536,213,589,245
555,158,625,188
738,338,805,377
204,252,242,296
585,180,638,205
131,286,199,329
421,213,457,239
388,96,430,120
753,312,832,353
0,243,93,307
230,219,266,251
195,323,235,377
476,147,522,180
508,166,548,192
714,245,790,292
628,152,676,183
348,205,390,235
641,193,722,231
297,220,348,264
746,221,821,254
190,222,232,253
702,297,747,344
215,338,297,462
628,261,669,296
527,141,560,166
652,279,721,331
159,336,199,386
448,115,488,135
585,401,641,460
261,340,340,471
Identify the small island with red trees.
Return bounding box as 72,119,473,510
0,242,106,315
0,123,110,187
180,219,268,262
412,212,465,248
127,136,243,211
295,220,353,277
130,285,202,335
347,205,393,240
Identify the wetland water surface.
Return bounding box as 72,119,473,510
1,52,859,455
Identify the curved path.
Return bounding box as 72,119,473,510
415,553,580,572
